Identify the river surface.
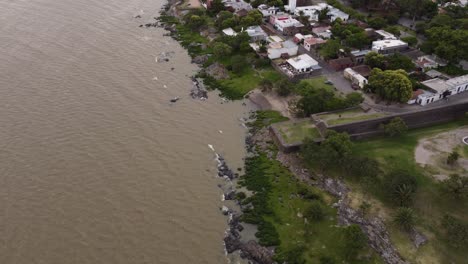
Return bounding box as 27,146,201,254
0,0,251,263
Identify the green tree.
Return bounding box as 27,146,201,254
383,169,418,206
381,117,408,137
345,92,364,107
302,131,353,171
318,6,330,22
304,201,326,221
345,32,370,49
231,55,248,74
367,17,387,29
209,0,225,13
259,78,274,92
186,15,206,30
447,151,460,166
212,42,232,58
441,174,468,198
364,51,386,69
342,225,367,259
442,214,468,248
345,156,380,181
386,53,415,71
320,39,342,60
367,69,413,102
401,36,418,47
394,207,415,232
275,78,294,96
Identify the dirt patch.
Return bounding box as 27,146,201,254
248,90,296,119
415,126,468,180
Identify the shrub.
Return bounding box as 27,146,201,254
383,169,418,206
447,151,460,165
381,117,408,137
304,201,326,221
394,207,415,232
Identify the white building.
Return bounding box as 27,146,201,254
222,27,237,36
291,3,349,22
285,0,297,13
245,26,268,42
286,54,320,73
371,39,408,55
267,39,298,59
344,68,368,89
273,16,304,32
415,55,447,70
417,75,468,105
257,4,279,17
374,29,396,40
303,37,327,51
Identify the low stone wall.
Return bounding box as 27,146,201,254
269,123,303,153
330,102,468,139
271,101,468,151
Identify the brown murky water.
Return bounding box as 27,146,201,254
0,0,250,263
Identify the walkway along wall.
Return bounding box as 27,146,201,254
270,101,468,152
330,101,468,139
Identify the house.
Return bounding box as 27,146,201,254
415,55,447,70
371,39,408,55
374,29,397,40
425,69,446,79
271,14,304,35
276,54,322,78
292,3,349,22
293,33,313,43
329,57,354,71
267,39,298,59
303,37,327,51
286,54,320,73
350,49,371,64
344,67,368,89
222,27,238,36
407,89,425,104
222,0,252,12
312,26,332,39
417,75,468,105
245,26,268,42
258,4,279,17
267,35,284,43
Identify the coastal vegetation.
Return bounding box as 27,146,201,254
299,120,468,263
238,151,382,263
159,10,282,100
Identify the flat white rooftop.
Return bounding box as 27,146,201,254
421,78,451,93
372,39,408,50
446,74,468,87
287,54,318,69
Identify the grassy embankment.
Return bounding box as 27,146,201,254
238,111,383,264
348,120,468,263
159,13,281,100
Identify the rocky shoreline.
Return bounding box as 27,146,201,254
152,2,409,263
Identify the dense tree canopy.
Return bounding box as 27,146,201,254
293,82,363,117
302,131,353,171
367,68,413,102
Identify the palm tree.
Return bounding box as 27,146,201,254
394,207,415,232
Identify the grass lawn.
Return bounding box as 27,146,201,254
351,120,468,264
301,76,336,93
276,120,321,144
218,67,282,99
318,108,387,126
248,110,289,131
